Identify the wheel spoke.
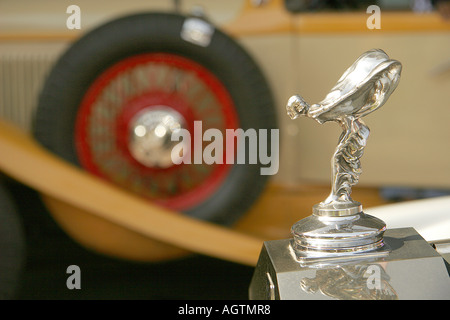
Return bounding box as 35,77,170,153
75,53,238,210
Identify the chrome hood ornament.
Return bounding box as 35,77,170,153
249,50,450,300
286,49,402,260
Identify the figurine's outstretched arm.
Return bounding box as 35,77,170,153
286,95,309,120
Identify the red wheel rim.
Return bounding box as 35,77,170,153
75,53,239,210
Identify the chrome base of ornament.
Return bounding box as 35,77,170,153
249,228,450,300
291,202,389,263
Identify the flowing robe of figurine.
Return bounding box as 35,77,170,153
328,116,370,204
286,49,401,209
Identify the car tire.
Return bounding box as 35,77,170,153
33,12,278,226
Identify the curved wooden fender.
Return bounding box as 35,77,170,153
0,119,264,266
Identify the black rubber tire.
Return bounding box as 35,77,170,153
33,12,277,226
0,181,26,299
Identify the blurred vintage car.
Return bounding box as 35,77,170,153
0,0,449,298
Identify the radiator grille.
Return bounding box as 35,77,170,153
0,43,66,132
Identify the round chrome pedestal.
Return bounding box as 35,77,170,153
291,201,387,260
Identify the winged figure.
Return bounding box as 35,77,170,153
287,49,402,208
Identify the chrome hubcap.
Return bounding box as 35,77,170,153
128,106,187,168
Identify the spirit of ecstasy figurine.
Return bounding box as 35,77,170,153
286,49,402,260
287,48,401,209
249,49,450,300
